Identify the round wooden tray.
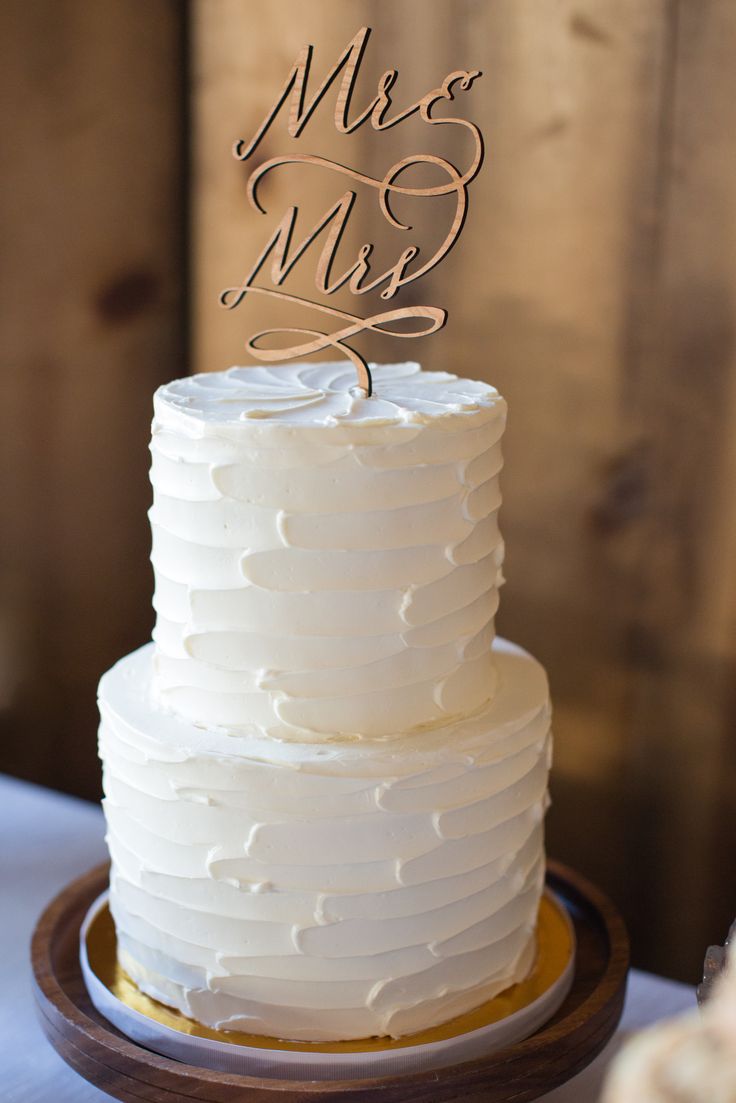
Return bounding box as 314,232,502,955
32,861,629,1102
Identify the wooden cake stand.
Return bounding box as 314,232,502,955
32,861,629,1102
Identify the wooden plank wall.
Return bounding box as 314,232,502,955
0,1,186,798
192,0,736,980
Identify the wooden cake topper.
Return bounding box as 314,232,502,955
220,26,484,396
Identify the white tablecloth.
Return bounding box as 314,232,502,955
1,773,695,1103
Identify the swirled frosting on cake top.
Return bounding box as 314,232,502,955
150,362,507,739
155,361,501,431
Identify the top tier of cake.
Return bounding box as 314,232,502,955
149,361,506,740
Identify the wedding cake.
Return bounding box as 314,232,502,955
98,360,552,1042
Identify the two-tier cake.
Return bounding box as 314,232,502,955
97,360,552,1042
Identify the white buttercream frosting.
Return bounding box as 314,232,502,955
149,362,506,739
98,361,553,1042
99,639,551,1042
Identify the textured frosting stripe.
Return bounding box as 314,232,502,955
150,362,506,739
99,639,552,1041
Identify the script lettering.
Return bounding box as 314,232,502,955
222,26,484,396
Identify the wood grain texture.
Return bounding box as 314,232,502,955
191,0,736,982
32,861,628,1103
614,0,736,976
0,0,186,799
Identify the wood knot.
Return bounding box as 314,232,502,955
570,13,613,46
589,442,651,535
94,268,159,325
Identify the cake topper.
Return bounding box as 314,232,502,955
220,26,483,397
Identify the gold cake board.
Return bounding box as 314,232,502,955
32,861,630,1102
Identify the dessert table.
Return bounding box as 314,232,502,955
2,773,695,1103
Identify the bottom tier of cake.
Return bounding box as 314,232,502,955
98,639,552,1042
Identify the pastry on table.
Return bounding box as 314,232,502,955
603,954,736,1103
